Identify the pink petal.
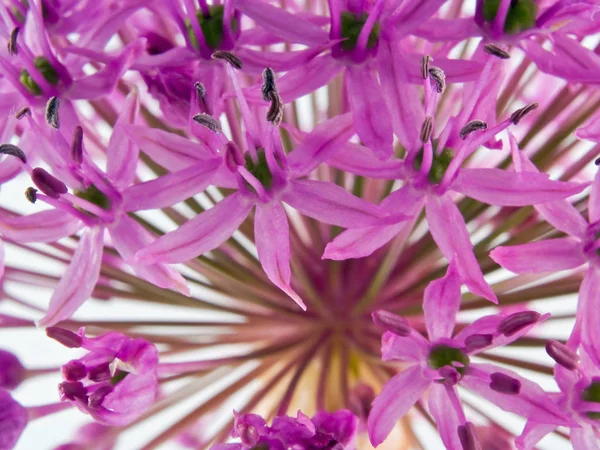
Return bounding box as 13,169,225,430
345,65,393,160
571,426,600,450
367,365,430,447
37,227,104,327
515,421,557,450
414,18,481,41
284,179,395,228
428,384,464,450
424,259,461,341
235,0,328,45
577,113,600,143
109,216,189,296
106,90,140,189
254,203,306,310
381,330,430,363
122,158,221,212
135,193,253,265
589,169,600,223
451,168,587,206
536,199,588,239
489,237,585,274
234,46,325,74
388,0,451,36
581,266,600,367
328,142,405,179
0,210,81,243
426,195,497,303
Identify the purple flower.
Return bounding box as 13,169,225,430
54,422,116,450
50,327,159,426
367,260,567,447
0,388,27,449
0,349,25,390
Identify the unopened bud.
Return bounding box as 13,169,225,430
31,167,68,199
372,310,411,336
61,360,87,382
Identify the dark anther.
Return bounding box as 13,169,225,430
483,43,510,59
497,311,540,336
15,106,30,119
195,81,206,98
193,113,222,133
546,339,579,370
420,116,433,143
7,27,19,56
459,120,488,140
490,372,521,394
46,326,82,348
0,143,27,163
71,126,83,164
428,66,446,94
45,96,60,129
464,333,493,353
266,91,284,126
372,310,411,336
31,167,68,199
594,156,600,166
211,51,243,70
510,103,538,125
421,55,432,79
457,422,480,450
25,187,37,203
261,67,277,102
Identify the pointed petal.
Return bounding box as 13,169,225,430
571,426,600,450
234,46,325,74
284,180,397,228
345,65,393,160
328,142,405,178
452,168,587,206
381,330,430,363
589,169,600,223
37,227,104,327
109,216,189,295
107,90,140,188
368,365,430,447
254,203,305,310
515,421,557,450
122,159,221,212
489,237,585,274
462,363,570,425
235,0,328,45
135,193,253,264
426,195,497,303
581,266,600,367
577,113,600,143
428,384,464,450
0,210,81,243
287,113,355,177
424,259,461,341
414,18,481,41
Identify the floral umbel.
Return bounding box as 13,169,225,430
0,1,599,449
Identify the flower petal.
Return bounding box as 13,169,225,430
515,421,557,450
0,210,81,243
345,65,393,160
368,365,430,447
452,168,587,206
234,46,325,74
254,202,306,310
328,142,405,179
580,266,600,367
571,426,600,450
37,227,104,327
589,169,600,223
428,384,464,450
489,237,585,274
135,193,253,265
426,195,497,303
381,330,430,363
424,258,461,341
414,18,481,41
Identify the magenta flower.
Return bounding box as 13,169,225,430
367,260,567,447
0,349,25,390
54,422,116,450
0,388,27,449
211,409,357,450
49,327,159,426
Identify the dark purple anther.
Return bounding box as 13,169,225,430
59,381,88,402
71,126,83,164
31,167,68,199
464,334,493,353
25,187,37,203
0,349,25,389
46,327,82,348
439,366,460,385
61,360,87,382
421,55,432,79
371,310,411,336
546,339,579,370
211,51,243,70
489,372,521,394
45,96,60,129
7,27,19,56
428,66,446,94
87,363,111,382
261,67,277,102
497,311,540,337
88,385,113,410
483,43,510,59
510,103,538,125
0,144,27,164
458,422,481,450
193,113,222,133
420,116,433,143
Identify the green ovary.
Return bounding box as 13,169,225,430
482,0,537,35
20,56,60,96
185,5,238,51
582,380,600,419
340,11,380,52
244,149,273,191
412,145,454,185
428,344,470,375
75,184,111,212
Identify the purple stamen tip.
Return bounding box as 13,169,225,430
489,372,521,395
371,310,411,336
87,363,112,382
497,311,540,337
457,422,481,450
46,327,82,348
61,360,87,382
88,385,113,410
31,167,68,199
58,381,88,402
546,339,579,370
71,126,83,164
464,333,493,353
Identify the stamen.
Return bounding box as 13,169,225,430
71,126,83,164
24,187,37,203
88,363,111,382
421,55,433,79
195,81,206,98
420,116,433,143
371,310,411,336
459,120,488,140
225,142,244,171
46,327,82,348
7,27,19,56
595,156,600,166
489,372,521,394
261,67,277,102
509,103,538,125
88,385,112,410
15,106,30,119
464,333,493,353
211,50,243,70
193,113,222,133
61,360,86,382
266,91,284,126
546,339,579,370
497,311,540,336
457,422,480,450
0,143,27,163
45,96,60,129
428,66,446,94
31,167,68,199
58,381,87,402
483,43,510,59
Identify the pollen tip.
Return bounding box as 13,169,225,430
421,55,433,79
266,91,284,126
7,27,19,56
15,106,30,120
459,120,488,140
510,103,538,125
420,116,433,143
25,187,37,203
261,67,277,102
45,96,60,129
0,143,27,163
193,113,222,133
428,66,446,94
483,43,510,59
211,51,243,70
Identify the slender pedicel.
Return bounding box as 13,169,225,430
459,120,488,140
211,51,243,70
45,96,60,129
483,43,510,59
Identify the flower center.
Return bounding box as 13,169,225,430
20,56,60,96
412,142,455,185
427,344,470,375
186,5,239,51
482,0,537,35
581,379,600,419
245,149,274,191
75,184,112,212
339,11,380,52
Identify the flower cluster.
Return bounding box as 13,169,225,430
0,0,599,449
